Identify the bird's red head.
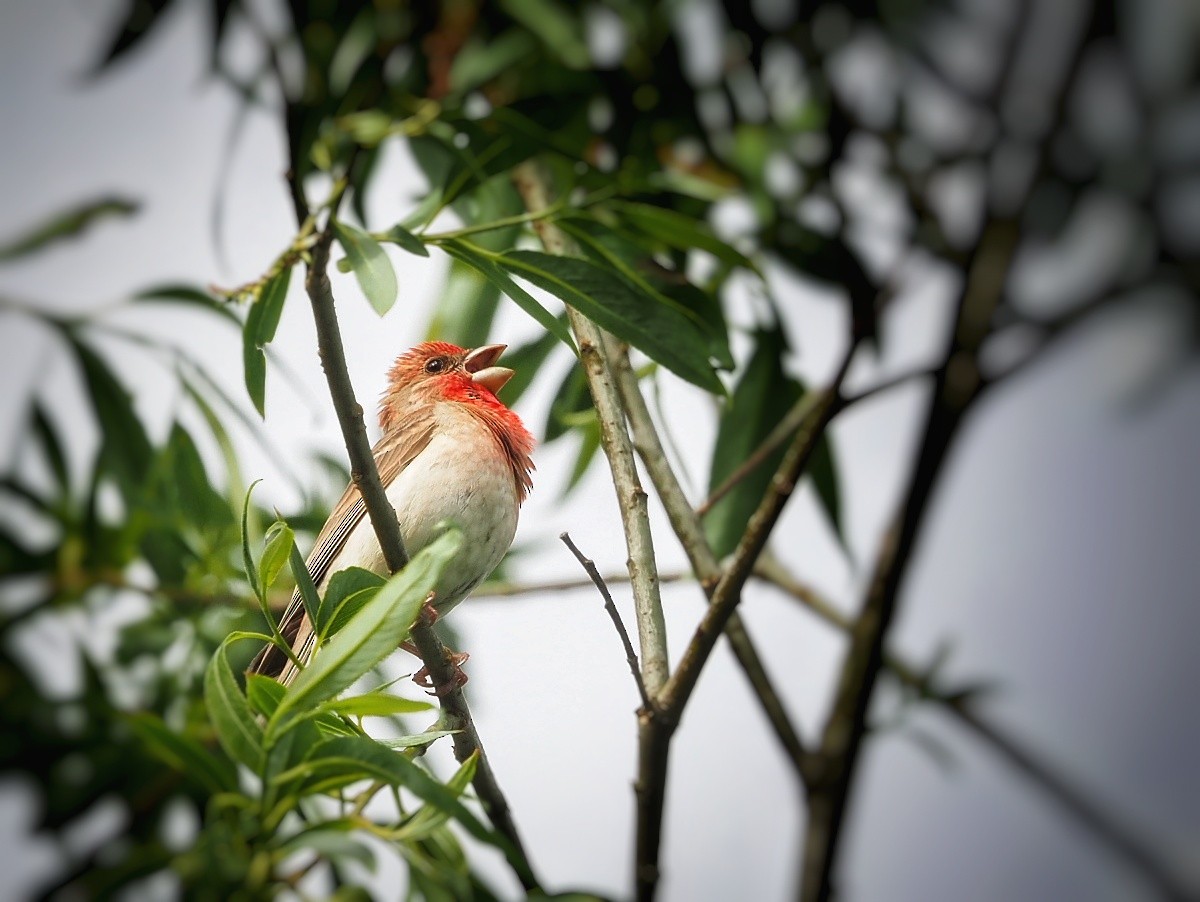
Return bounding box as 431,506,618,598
379,341,517,430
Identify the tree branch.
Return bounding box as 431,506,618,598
657,344,856,719
560,531,653,711
512,158,673,902
612,348,817,784
292,172,538,892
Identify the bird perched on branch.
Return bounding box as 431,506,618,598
249,341,535,692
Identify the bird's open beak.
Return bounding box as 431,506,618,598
464,344,514,394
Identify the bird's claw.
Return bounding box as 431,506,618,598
420,594,440,627
412,651,470,697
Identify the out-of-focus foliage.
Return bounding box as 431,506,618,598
1,0,1195,897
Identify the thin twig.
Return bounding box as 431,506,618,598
560,532,653,711
473,571,689,599
291,162,539,892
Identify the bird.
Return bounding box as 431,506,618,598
248,341,535,692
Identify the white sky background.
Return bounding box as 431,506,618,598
0,1,1198,900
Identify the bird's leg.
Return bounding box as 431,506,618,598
403,593,470,695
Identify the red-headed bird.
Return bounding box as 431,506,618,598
249,342,535,690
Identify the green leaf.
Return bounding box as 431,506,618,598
266,531,462,741
564,417,601,495
319,567,386,639
246,673,285,719
30,403,69,494
808,433,847,554
333,220,398,315
133,283,240,326
318,692,433,718
377,731,457,750
498,328,561,407
560,217,733,369
290,541,323,631
449,29,537,94
259,521,295,593
65,335,153,501
543,363,592,443
241,480,263,602
612,200,758,274
289,738,532,881
425,257,501,349
276,824,377,872
440,240,576,352
126,713,238,794
380,223,429,257
0,196,138,261
394,754,478,842
498,0,587,66
204,637,265,772
242,267,292,418
498,250,723,393
704,328,801,558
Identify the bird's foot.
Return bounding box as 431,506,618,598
412,651,470,697
419,594,439,627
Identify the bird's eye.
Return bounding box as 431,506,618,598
424,357,446,374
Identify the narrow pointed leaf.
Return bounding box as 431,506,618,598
204,638,264,772
499,250,723,393
0,197,138,261
333,220,398,315
318,693,433,718
380,223,429,257
440,240,576,351
127,713,238,794
267,531,461,738
242,267,291,417
259,520,294,593
612,200,758,273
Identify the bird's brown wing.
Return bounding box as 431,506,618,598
248,416,436,683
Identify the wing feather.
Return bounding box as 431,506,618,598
248,416,436,683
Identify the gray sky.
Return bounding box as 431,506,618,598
0,1,1197,900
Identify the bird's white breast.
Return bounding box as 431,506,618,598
321,404,521,615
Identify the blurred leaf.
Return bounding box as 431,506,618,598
204,637,265,772
0,196,138,261
704,328,801,557
93,0,175,70
395,754,478,842
242,267,292,418
425,257,502,349
564,417,601,496
318,692,433,718
267,531,462,740
127,713,238,793
449,30,537,95
612,201,758,274
277,824,377,872
498,0,587,66
498,328,561,406
543,363,592,443
440,240,576,351
66,334,153,500
808,432,847,554
30,403,69,495
260,521,295,593
498,250,723,393
134,283,240,326
320,567,386,639
380,223,430,257
333,220,398,315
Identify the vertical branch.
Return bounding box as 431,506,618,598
612,348,816,784
512,159,673,901
510,160,670,694
291,176,539,892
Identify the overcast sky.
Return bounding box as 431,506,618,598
0,2,1197,900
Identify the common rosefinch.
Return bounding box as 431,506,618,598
250,341,535,690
